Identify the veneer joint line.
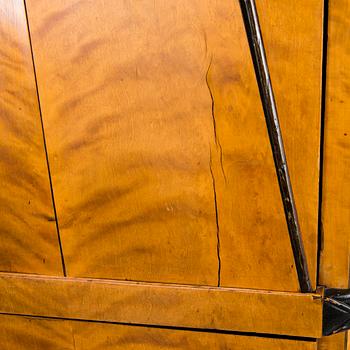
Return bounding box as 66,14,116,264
23,0,67,276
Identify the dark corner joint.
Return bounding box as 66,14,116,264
323,288,350,336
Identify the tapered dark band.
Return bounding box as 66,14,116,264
239,0,312,293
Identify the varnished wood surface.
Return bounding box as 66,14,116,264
0,0,62,274
318,0,350,349
0,272,323,338
319,0,350,291
25,0,322,290
26,0,220,286
0,314,318,350
256,0,323,291
318,333,347,350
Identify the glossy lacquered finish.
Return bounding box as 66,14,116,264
240,0,312,293
0,314,318,350
0,272,323,338
318,0,350,348
0,0,348,349
0,0,62,274
22,0,323,291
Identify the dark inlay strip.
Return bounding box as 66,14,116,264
316,0,329,286
239,0,312,292
23,0,67,276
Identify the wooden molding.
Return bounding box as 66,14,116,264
0,273,323,338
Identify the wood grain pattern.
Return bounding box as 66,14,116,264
0,315,72,350
318,0,350,349
217,0,323,290
319,0,350,291
24,0,322,290
0,272,323,338
256,0,323,290
318,333,347,350
26,0,221,285
0,315,318,350
0,0,63,274
202,0,299,291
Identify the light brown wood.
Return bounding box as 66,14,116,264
0,314,318,350
256,0,323,289
26,0,221,286
318,0,350,349
0,0,63,274
25,0,322,291
218,0,323,290
0,272,323,338
319,0,350,291
318,333,347,350
0,315,72,350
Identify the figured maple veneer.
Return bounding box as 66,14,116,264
0,314,318,350
319,0,350,296
0,0,63,274
255,0,323,291
0,273,323,338
25,0,322,289
318,0,350,349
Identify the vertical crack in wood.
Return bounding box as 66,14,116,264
206,58,222,286
206,57,227,183
209,150,221,287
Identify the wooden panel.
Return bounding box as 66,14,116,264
0,273,323,338
0,315,72,350
0,0,63,273
25,0,221,286
318,333,347,350
201,0,299,291
319,0,350,290
25,0,322,290
0,315,318,350
318,0,350,349
217,0,323,290
256,0,323,289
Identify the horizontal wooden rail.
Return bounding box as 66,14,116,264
0,273,323,338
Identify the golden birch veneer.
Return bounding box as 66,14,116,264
318,0,350,348
23,0,322,291
0,0,63,274
0,0,349,349
0,314,318,350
